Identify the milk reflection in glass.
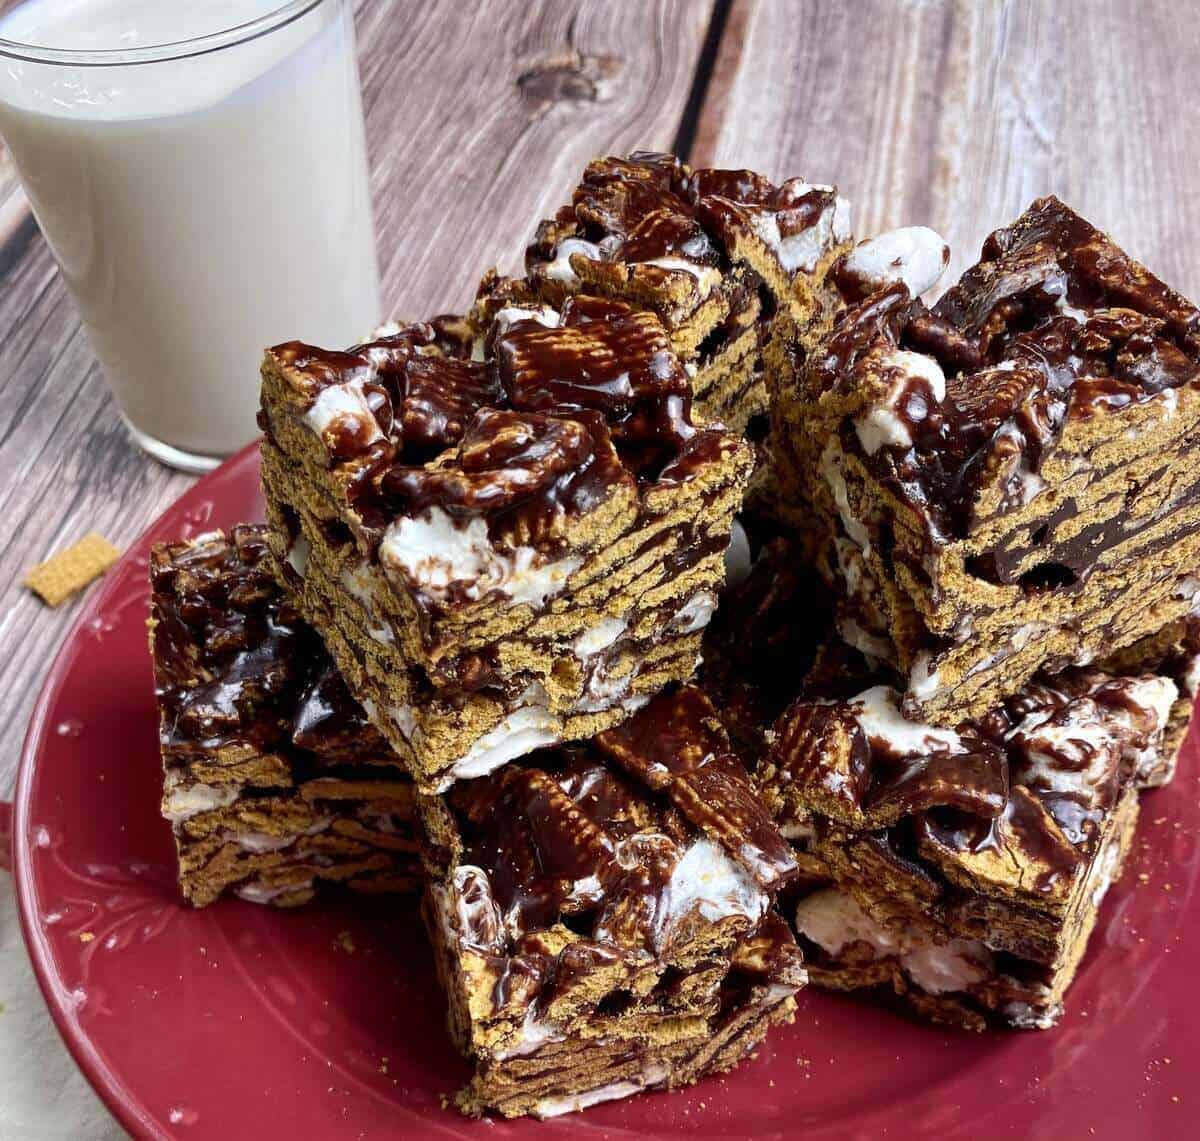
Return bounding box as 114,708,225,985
0,0,380,469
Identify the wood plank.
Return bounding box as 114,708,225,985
0,0,716,797
0,142,27,253
357,0,716,315
694,0,1200,298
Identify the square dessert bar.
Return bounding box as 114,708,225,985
523,152,854,433
416,687,805,1118
149,527,420,907
757,633,1197,1030
259,295,754,792
775,196,1200,725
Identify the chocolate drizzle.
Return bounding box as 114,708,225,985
150,526,388,767
867,735,1009,820
571,153,718,266
495,295,697,476
918,784,1081,895
291,662,383,760
377,407,631,552
595,687,798,891
826,197,1200,541
768,663,1178,897
267,289,742,566
449,687,795,957
526,151,846,299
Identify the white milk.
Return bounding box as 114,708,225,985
0,0,380,467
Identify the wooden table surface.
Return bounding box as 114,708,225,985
2,0,1199,799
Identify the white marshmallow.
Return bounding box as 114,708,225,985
670,591,718,635
850,685,963,755
658,837,768,946
573,617,628,658
443,705,562,788
543,237,602,286
842,226,949,298
304,377,383,448
380,508,581,609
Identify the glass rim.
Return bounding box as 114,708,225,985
0,0,326,66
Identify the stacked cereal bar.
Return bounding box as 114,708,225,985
149,527,420,907
143,155,1200,1119
523,152,852,435
249,153,856,1115
759,632,1195,1029
417,687,803,1117
254,151,870,797
257,299,754,793
771,197,1200,723
726,197,1200,1029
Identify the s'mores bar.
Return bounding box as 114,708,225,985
523,152,853,434
771,197,1200,725
259,296,753,793
417,687,804,1118
150,527,419,907
757,632,1197,1030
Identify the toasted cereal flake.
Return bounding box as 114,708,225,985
25,533,120,606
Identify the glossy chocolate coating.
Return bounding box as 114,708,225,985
769,661,1176,896
594,687,798,890
826,197,1200,542
264,153,812,571
494,295,698,475
270,294,734,560
867,735,1009,820
379,407,631,552
150,526,387,766
449,687,796,954
916,784,1081,895
527,151,840,289
573,154,719,265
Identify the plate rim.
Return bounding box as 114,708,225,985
10,437,1199,1141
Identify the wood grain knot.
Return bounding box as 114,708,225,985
517,51,621,107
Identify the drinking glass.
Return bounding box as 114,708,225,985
0,0,380,471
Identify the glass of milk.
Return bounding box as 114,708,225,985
0,0,380,471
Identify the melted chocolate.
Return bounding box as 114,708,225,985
699,536,835,754
292,662,386,759
573,154,719,266
399,356,501,461
270,278,742,572
867,737,1009,820
381,409,595,514
829,197,1200,541
697,177,840,256
150,527,388,768
920,785,1082,895
381,407,632,554
449,687,795,956
495,295,696,475
772,660,1173,894
528,151,843,297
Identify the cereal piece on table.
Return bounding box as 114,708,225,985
25,532,120,606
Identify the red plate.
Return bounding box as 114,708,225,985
13,442,1200,1139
